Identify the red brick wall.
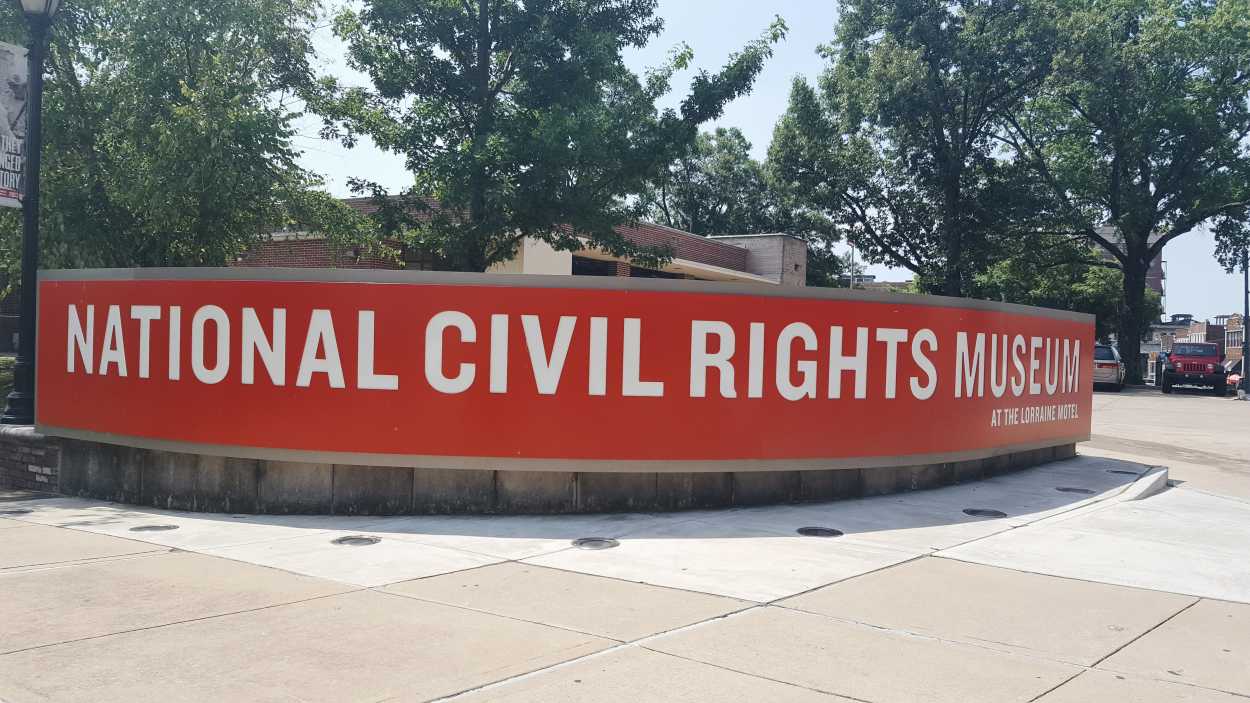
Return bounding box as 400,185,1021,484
613,223,749,272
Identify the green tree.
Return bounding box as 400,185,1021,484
0,0,372,273
976,239,1162,342
640,126,842,286
642,127,778,234
769,0,1056,297
319,0,786,272
999,0,1250,381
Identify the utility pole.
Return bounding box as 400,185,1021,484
1242,246,1249,395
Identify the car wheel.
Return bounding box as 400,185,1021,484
1214,381,1227,396
1113,383,1123,392
1162,377,1172,394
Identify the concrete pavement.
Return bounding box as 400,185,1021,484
2,388,1249,702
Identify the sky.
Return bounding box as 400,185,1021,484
293,0,1246,322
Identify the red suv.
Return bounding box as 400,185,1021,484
1162,342,1227,395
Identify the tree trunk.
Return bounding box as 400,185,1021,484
941,178,964,297
465,0,492,272
1119,256,1148,384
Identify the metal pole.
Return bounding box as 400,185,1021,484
1,16,48,425
1242,246,1249,393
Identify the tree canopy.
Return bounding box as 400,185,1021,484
0,0,372,274
318,0,786,272
641,127,779,235
639,126,842,285
769,0,1056,297
999,0,1250,379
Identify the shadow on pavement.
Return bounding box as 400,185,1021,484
1,455,1152,543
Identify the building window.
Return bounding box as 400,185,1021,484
571,256,619,277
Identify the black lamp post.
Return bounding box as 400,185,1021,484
1,0,60,426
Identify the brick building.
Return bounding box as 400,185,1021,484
1184,318,1226,356
237,197,808,287
1224,314,1244,369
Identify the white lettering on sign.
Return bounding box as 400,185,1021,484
690,320,736,399
61,304,1087,405
297,309,344,389
828,326,868,400
425,310,475,394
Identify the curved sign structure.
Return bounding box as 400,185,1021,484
36,269,1094,471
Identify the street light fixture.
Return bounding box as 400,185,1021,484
1,0,61,425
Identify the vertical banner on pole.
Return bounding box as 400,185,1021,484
0,41,29,209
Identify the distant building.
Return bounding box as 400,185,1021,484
1184,319,1226,357
1144,313,1195,383
1148,313,1194,353
1224,314,1244,370
836,273,877,287
239,197,807,287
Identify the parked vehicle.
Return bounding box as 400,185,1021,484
1161,342,1227,395
1093,344,1125,391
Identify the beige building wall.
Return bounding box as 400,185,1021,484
487,237,573,275
707,234,807,286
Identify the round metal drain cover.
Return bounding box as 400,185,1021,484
572,537,619,550
0,508,32,516
797,526,844,538
1107,469,1140,476
332,535,380,547
129,524,179,532
1055,486,1096,495
963,508,1007,518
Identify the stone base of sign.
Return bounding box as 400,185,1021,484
0,433,1082,515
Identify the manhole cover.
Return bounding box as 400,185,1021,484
962,508,1007,518
796,526,844,538
1055,486,1096,495
332,535,380,547
572,537,619,550
129,524,179,532
0,508,32,516
1107,469,1141,476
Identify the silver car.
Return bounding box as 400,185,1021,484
1094,344,1125,390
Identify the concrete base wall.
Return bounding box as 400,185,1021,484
1,433,1080,515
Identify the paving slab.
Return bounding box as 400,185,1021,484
1042,488,1250,556
704,496,1016,553
938,490,1250,603
1100,599,1250,696
0,496,135,524
0,524,163,569
0,550,350,653
690,457,1144,556
0,590,612,703
1038,669,1245,703
780,557,1196,665
646,606,1080,703
354,511,679,560
6,500,382,550
201,529,501,586
452,645,854,702
880,456,1143,528
385,562,749,641
524,519,917,602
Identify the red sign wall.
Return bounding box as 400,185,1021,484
36,271,1094,469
